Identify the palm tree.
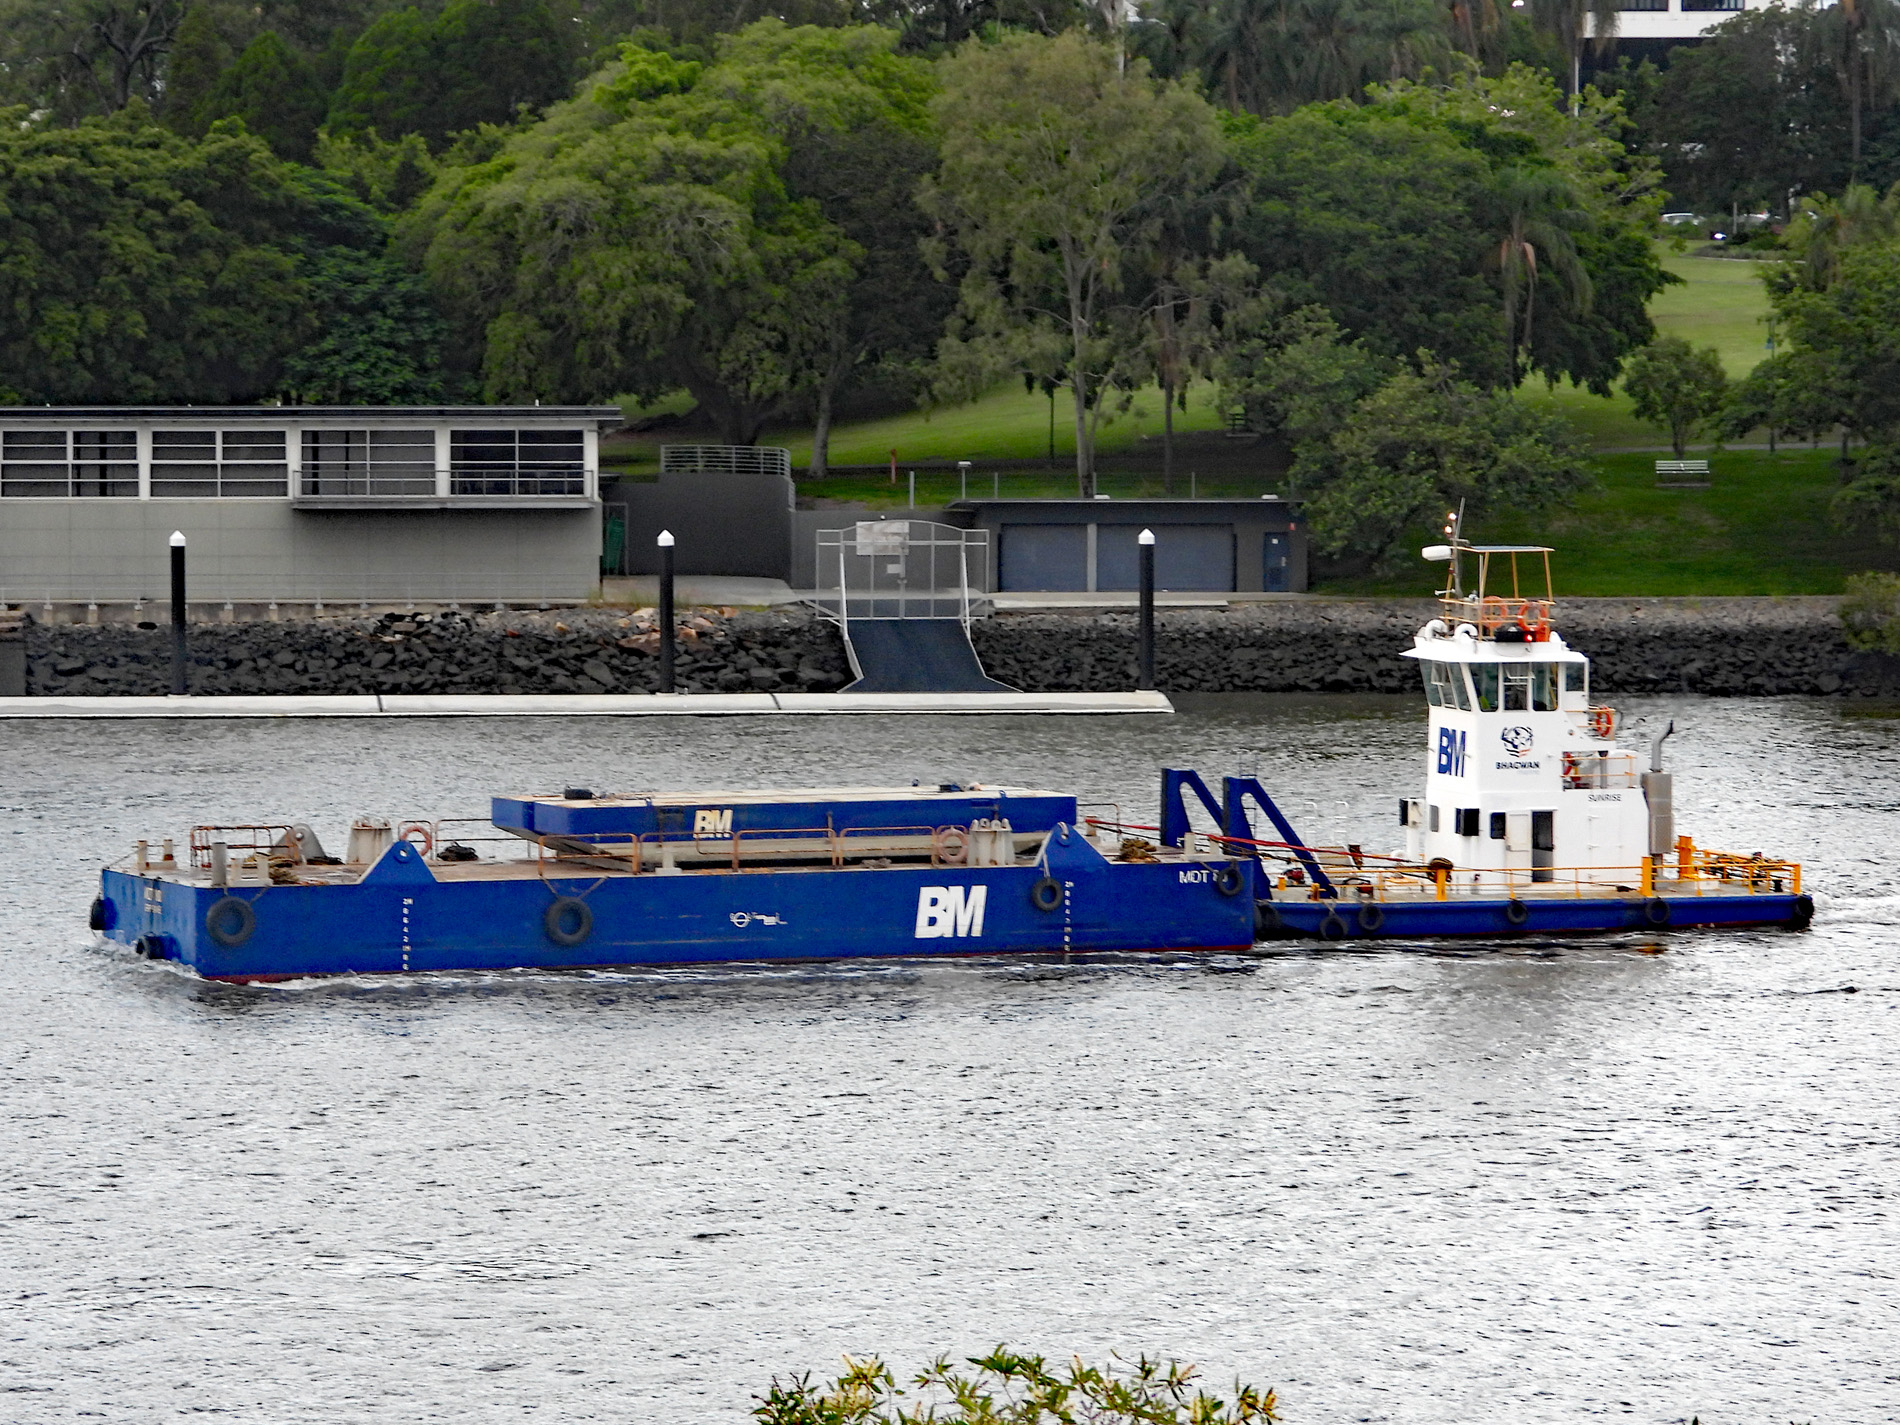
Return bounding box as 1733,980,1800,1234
1526,0,1621,100
1785,182,1900,290
1488,164,1592,384
1830,0,1900,175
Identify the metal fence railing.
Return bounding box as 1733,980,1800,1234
812,520,992,629
660,446,792,480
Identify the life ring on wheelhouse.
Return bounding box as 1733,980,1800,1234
1589,706,1617,740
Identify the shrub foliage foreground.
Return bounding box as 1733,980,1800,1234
754,1349,1279,1425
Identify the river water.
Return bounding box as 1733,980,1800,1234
3,696,1895,1424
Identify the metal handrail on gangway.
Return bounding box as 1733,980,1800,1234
812,521,1011,693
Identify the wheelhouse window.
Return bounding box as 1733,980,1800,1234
451,429,585,495
301,430,435,496
151,430,287,497
1,430,136,497
1472,663,1499,712
1563,661,1588,699
1477,661,1560,712
1420,660,1472,710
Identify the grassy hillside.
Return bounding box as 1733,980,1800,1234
604,243,1892,595
1330,449,1894,596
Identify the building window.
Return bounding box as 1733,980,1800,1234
151,430,288,497
1,430,137,497
451,429,585,495
301,430,435,496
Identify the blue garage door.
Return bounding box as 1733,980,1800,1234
1001,525,1088,591
1097,524,1234,591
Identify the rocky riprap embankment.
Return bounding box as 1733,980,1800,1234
24,607,853,697
19,596,1893,698
973,597,1889,697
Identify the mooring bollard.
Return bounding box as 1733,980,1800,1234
657,529,676,694
169,530,188,697
1137,528,1156,692
0,605,25,697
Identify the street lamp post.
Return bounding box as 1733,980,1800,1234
1137,528,1155,692
657,530,676,694
169,530,188,697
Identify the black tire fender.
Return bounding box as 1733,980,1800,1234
544,896,593,946
205,895,257,947
1643,896,1671,927
1319,911,1349,941
1213,861,1244,896
1504,897,1530,927
1787,893,1815,930
134,933,173,960
1030,875,1064,912
1356,901,1385,934
1253,899,1281,939
88,896,111,931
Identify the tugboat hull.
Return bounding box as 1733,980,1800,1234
1258,891,1815,941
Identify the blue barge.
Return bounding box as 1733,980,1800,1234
92,783,1262,981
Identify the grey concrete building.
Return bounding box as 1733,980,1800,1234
613,449,1308,595
948,497,1305,593
0,406,621,604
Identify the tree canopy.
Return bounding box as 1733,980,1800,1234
1227,66,1670,396
408,21,935,442
0,108,440,404
328,0,576,149
924,30,1226,494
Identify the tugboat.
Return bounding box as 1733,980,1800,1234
1142,526,1811,939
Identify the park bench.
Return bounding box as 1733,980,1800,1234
1655,458,1711,487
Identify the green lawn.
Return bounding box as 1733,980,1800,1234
1514,246,1776,450
605,242,1892,596
1320,448,1893,596
764,382,1233,468
1652,248,1776,376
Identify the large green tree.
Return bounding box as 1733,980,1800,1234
408,21,935,443
1227,66,1667,394
924,30,1225,495
0,109,307,402
0,108,443,404
1623,336,1727,458
1133,0,1452,117
782,117,954,475
276,172,449,402
189,30,328,161
1295,357,1591,564
0,0,184,119
1635,7,1856,214
328,0,575,148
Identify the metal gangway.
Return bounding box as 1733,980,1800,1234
812,521,1011,692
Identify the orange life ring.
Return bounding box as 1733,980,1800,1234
933,825,969,866
1589,707,1615,739
400,823,435,856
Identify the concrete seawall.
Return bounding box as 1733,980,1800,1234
15,597,1892,699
